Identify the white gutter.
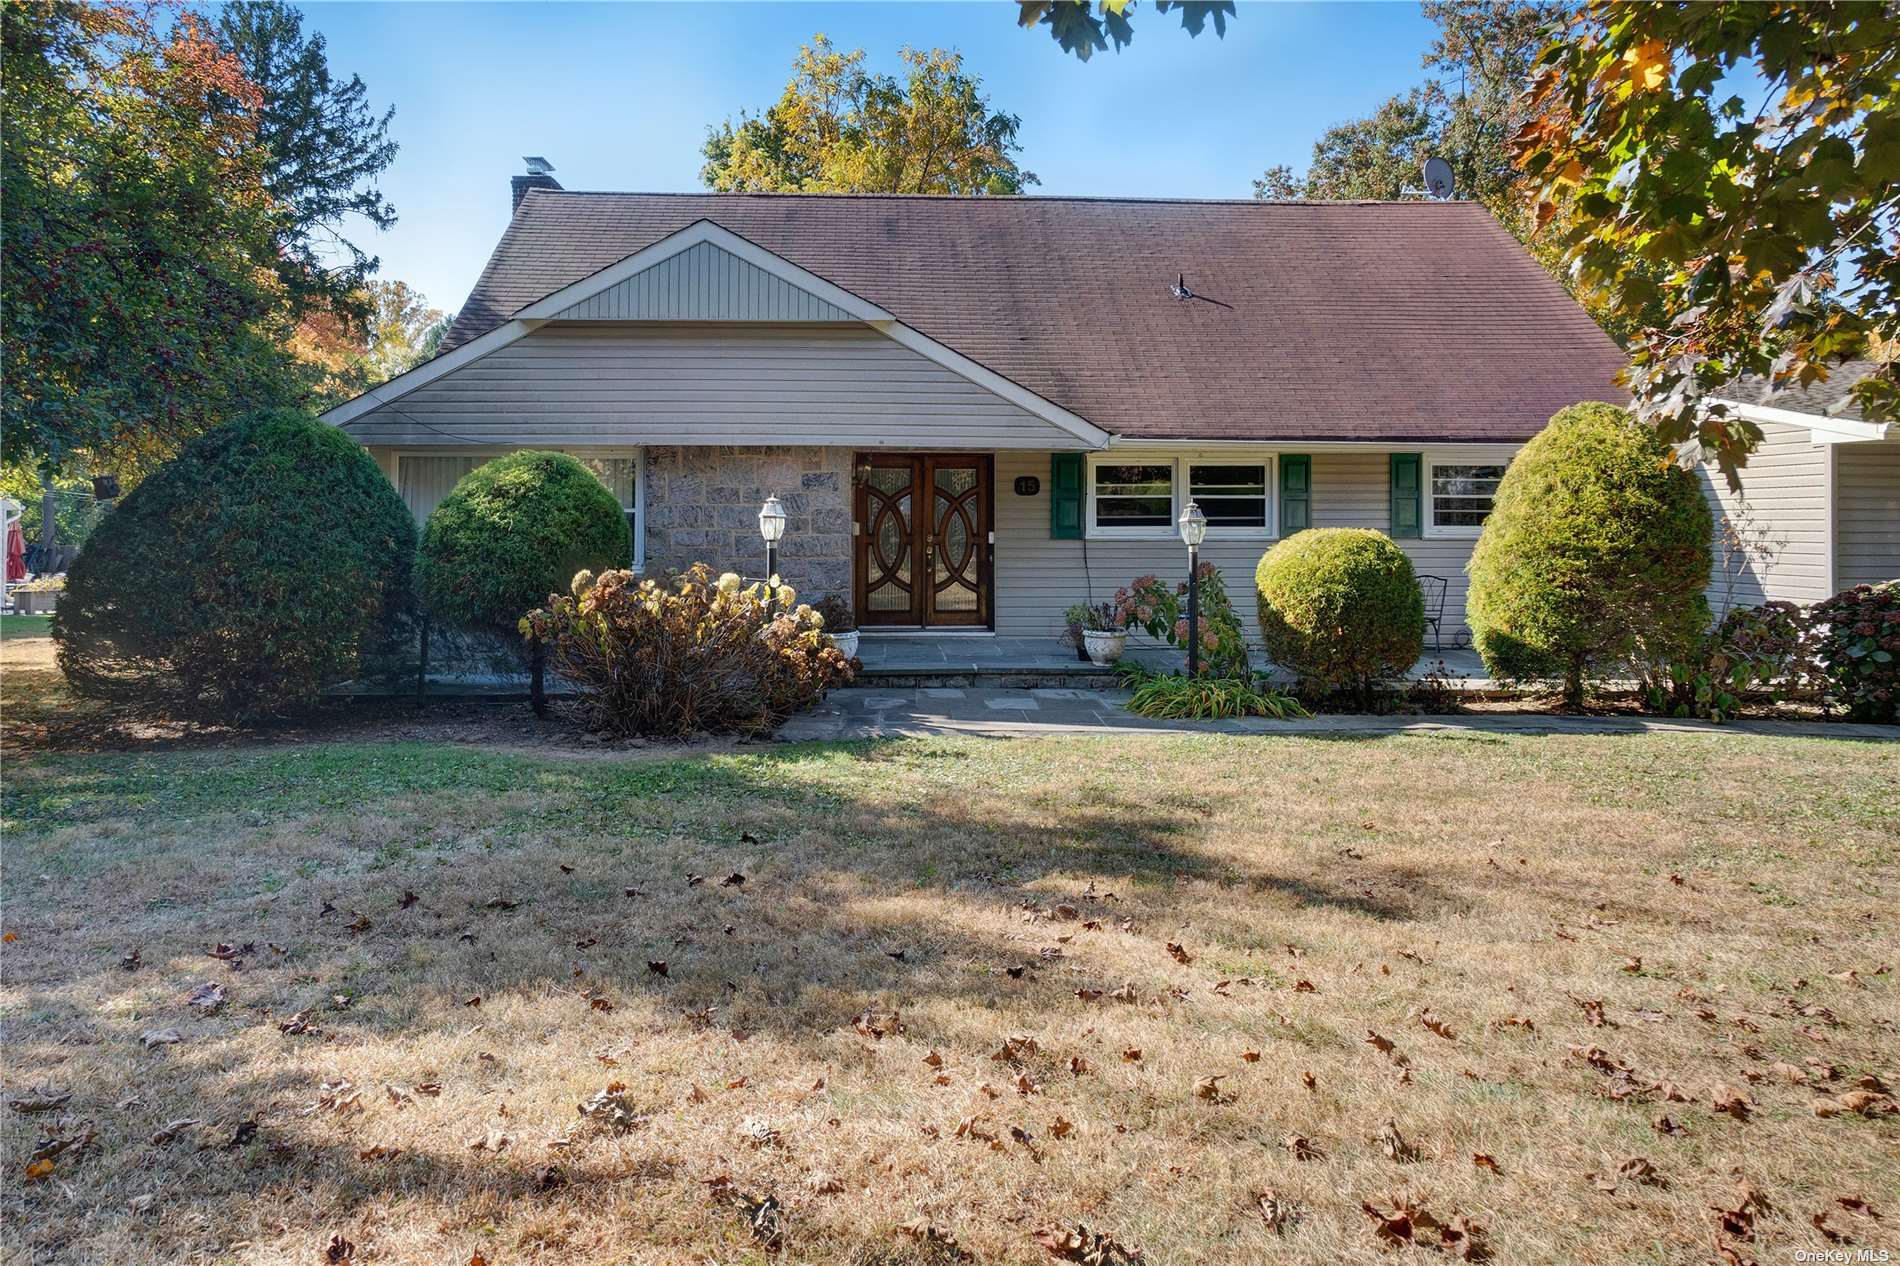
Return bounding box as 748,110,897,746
1712,397,1889,445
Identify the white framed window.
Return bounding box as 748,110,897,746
1187,462,1269,529
1085,454,1278,538
395,447,645,570
1088,460,1176,535
1424,452,1511,538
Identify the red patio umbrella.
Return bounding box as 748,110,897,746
5,520,26,582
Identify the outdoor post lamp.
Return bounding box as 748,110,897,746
758,494,787,619
1178,500,1207,677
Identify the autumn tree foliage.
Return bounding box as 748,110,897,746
701,35,1037,195
1,2,299,476
1512,2,1900,480
1015,0,1234,61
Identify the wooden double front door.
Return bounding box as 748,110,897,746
854,454,993,627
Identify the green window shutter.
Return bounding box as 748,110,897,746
1050,453,1083,539
1279,455,1311,535
1389,453,1422,539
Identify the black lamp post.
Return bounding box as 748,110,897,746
758,494,787,618
1178,499,1207,677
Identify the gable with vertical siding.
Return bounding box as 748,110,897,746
549,240,858,322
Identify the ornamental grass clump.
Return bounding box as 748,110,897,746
1467,402,1712,709
54,408,415,718
1253,528,1424,704
523,564,855,737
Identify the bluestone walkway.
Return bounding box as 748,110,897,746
777,686,1896,742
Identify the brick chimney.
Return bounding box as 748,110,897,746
511,156,561,211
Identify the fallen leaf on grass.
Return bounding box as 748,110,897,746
141,1029,183,1051
119,948,141,970
808,1173,844,1195
357,1144,400,1162
897,1218,970,1259
1166,942,1192,964
1835,1195,1881,1218
324,1233,355,1262
9,1088,72,1114
853,1009,901,1039
1420,1011,1456,1041
1282,1133,1322,1161
1472,1153,1502,1174
23,1158,55,1181
578,1085,647,1134
1121,1048,1141,1063
1711,1176,1772,1240
1240,1049,1260,1063
1192,1075,1225,1102
1050,1115,1074,1139
1651,1113,1686,1136
992,1035,1040,1063
1032,1222,1142,1264
1710,1085,1753,1120
1359,1193,1485,1258
467,1129,512,1153
1813,1090,1898,1118
150,1119,200,1145
1373,1118,1418,1163
1301,1070,1317,1092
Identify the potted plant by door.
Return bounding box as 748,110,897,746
1075,601,1128,666
815,594,859,659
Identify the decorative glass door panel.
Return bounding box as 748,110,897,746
855,455,991,627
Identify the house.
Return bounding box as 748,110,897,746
323,163,1637,644
1700,364,1898,613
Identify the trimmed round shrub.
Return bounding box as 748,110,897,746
417,450,629,632
54,408,416,717
1812,581,1899,722
1467,402,1712,706
1254,528,1425,695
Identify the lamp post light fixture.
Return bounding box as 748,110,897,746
1178,499,1207,677
758,494,787,619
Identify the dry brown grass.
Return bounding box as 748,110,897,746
2,714,1896,1264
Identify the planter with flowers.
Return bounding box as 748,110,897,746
814,594,860,660
1066,601,1128,666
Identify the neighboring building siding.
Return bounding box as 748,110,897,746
1834,431,1900,589
339,323,1075,449
991,450,1485,646
1698,421,1832,610
549,241,858,322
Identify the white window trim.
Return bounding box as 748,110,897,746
1084,452,1280,540
1422,447,1517,540
393,446,646,572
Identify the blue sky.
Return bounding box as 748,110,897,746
298,1,1445,314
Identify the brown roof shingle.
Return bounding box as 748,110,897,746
442,191,1628,444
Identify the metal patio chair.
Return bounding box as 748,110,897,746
1417,574,1449,653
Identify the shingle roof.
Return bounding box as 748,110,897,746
441,190,1629,444
1735,361,1876,421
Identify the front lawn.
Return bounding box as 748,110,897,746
2,732,1895,1264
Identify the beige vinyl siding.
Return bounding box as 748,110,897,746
339,323,1077,449
1699,421,1832,610
550,241,858,322
992,450,1486,644
1834,431,1900,588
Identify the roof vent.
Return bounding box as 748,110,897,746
511,156,562,212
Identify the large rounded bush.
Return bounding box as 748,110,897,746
1254,528,1425,693
1812,581,1899,722
54,408,415,717
418,451,629,632
1467,402,1712,705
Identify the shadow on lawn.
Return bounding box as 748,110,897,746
2,730,1729,1261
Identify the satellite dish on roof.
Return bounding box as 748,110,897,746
1421,156,1456,200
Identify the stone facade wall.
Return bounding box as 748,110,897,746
642,446,853,602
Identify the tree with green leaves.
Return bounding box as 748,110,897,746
1513,1,1900,480
702,35,1036,195
1016,1,1234,61
215,1,398,321
1,2,299,478
361,281,451,384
